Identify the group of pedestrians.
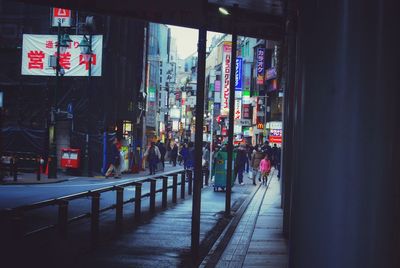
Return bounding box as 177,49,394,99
145,139,202,176
249,142,281,185
105,136,281,185
213,141,281,186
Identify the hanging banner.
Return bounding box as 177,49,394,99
256,48,265,85
21,34,103,76
221,42,231,116
235,57,243,91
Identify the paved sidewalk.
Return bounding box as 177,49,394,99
202,172,288,268
2,175,258,268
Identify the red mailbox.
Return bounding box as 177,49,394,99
61,148,81,169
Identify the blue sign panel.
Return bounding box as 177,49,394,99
235,57,243,91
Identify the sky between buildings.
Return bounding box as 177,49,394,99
168,25,222,59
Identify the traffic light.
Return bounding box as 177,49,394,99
179,122,183,130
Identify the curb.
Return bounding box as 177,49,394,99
200,170,277,267
0,178,70,185
199,183,262,267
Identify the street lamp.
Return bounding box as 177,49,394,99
59,34,72,54
79,36,92,60
48,29,72,179
79,34,93,176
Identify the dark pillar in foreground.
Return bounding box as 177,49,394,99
282,2,297,239
287,1,400,268
191,26,207,263
225,33,237,217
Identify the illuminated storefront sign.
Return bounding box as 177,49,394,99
269,129,282,143
265,67,276,80
242,104,251,119
256,48,265,85
221,42,231,115
235,57,242,91
234,99,242,120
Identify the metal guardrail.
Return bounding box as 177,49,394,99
0,169,211,244
1,152,43,181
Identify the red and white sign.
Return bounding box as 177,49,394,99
234,99,242,120
242,104,251,119
52,8,72,27
221,42,232,116
21,34,103,76
269,129,282,144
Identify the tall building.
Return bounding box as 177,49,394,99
145,23,171,143
0,1,146,174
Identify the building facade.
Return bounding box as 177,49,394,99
0,1,146,174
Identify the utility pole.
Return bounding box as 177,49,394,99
225,5,238,217
191,25,206,265
48,22,61,179
79,20,94,177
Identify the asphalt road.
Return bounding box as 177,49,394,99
0,164,185,235
0,163,184,209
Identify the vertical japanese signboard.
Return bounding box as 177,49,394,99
256,48,265,85
242,104,251,119
235,57,243,91
148,87,156,101
52,8,72,27
221,42,231,116
234,99,242,120
214,80,221,103
21,34,102,76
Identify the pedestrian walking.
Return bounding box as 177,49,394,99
105,137,121,178
202,143,210,184
170,140,178,166
274,145,281,179
144,142,161,175
157,140,166,170
234,144,248,185
166,139,172,164
259,154,271,186
186,142,195,170
177,143,183,165
181,143,189,169
250,146,264,185
245,143,252,173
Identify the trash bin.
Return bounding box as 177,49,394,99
212,150,236,192
61,148,81,169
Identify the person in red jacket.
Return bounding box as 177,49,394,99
259,154,271,186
